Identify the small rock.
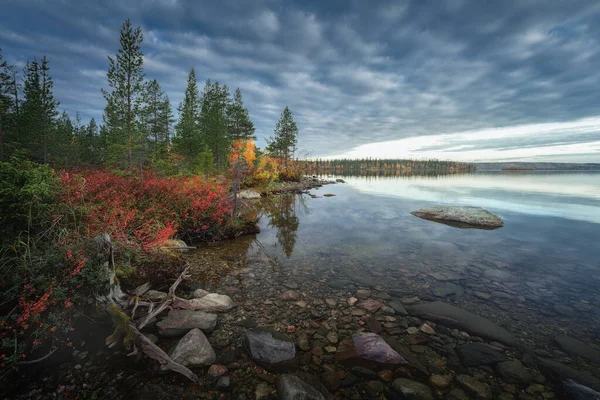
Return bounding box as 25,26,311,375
216,376,232,392
326,332,338,344
166,328,216,368
295,300,307,308
188,293,235,312
276,374,325,400
401,297,420,305
392,378,434,400
208,364,228,378
430,374,453,389
255,383,274,399
347,297,358,306
279,290,300,301
495,360,532,385
325,299,337,307
420,323,436,335
358,299,382,313
357,289,372,299
156,309,217,336
406,327,419,335
388,301,409,316
457,375,491,400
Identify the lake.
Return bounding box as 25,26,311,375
183,171,600,398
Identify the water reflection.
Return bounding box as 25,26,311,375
320,171,600,224
260,195,304,257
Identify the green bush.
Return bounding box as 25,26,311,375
0,154,58,244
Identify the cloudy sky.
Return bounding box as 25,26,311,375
2,0,600,162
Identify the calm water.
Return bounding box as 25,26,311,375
188,171,600,347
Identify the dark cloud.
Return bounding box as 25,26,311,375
1,0,600,160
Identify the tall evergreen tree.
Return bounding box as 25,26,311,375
39,56,59,163
159,95,174,152
227,88,255,141
199,80,230,169
102,19,145,170
142,79,164,154
174,69,201,164
266,106,298,168
19,60,43,159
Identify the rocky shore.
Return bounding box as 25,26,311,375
10,260,600,400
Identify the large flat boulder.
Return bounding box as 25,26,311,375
244,327,297,372
411,206,504,229
188,293,235,312
156,309,217,336
407,302,517,346
338,332,408,370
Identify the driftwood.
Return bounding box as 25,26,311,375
96,234,203,383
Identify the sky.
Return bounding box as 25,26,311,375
1,0,600,162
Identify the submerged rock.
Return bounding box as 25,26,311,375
391,378,434,400
539,359,600,392
156,309,217,336
411,206,504,229
495,360,532,385
456,375,492,399
554,335,600,363
407,301,517,346
244,327,297,372
276,374,325,400
456,343,507,367
338,332,407,369
237,189,261,199
561,379,600,400
188,293,235,312
165,328,216,368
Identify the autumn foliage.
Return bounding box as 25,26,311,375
59,169,232,248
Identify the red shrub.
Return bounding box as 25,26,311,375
58,170,232,250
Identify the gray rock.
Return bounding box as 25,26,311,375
430,283,465,298
144,290,168,301
276,374,325,400
539,359,600,392
456,375,491,399
391,378,434,400
237,189,261,200
561,379,600,400
456,343,507,367
554,335,600,363
337,333,407,369
407,302,517,346
156,309,217,336
495,360,532,385
411,206,504,229
167,328,216,368
388,301,409,316
244,328,297,372
192,288,210,298
188,293,235,312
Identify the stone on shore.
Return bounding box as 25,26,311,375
407,301,517,346
237,189,261,199
156,309,217,336
411,206,504,229
188,293,235,312
243,328,297,372
165,328,216,368
337,332,407,369
275,374,326,400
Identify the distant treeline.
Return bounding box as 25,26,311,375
298,158,476,173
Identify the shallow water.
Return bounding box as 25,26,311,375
183,171,600,394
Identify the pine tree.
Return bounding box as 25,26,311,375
173,69,201,164
39,56,59,163
102,19,145,171
227,88,255,141
199,81,231,169
158,95,174,152
19,60,43,159
267,106,298,168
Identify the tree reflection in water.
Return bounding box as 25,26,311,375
261,194,306,257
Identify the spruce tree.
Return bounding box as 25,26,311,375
199,80,231,169
102,19,145,170
174,69,201,164
19,60,43,159
267,106,298,168
39,56,59,163
159,95,174,152
227,88,255,140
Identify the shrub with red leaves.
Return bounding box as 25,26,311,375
58,170,232,249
